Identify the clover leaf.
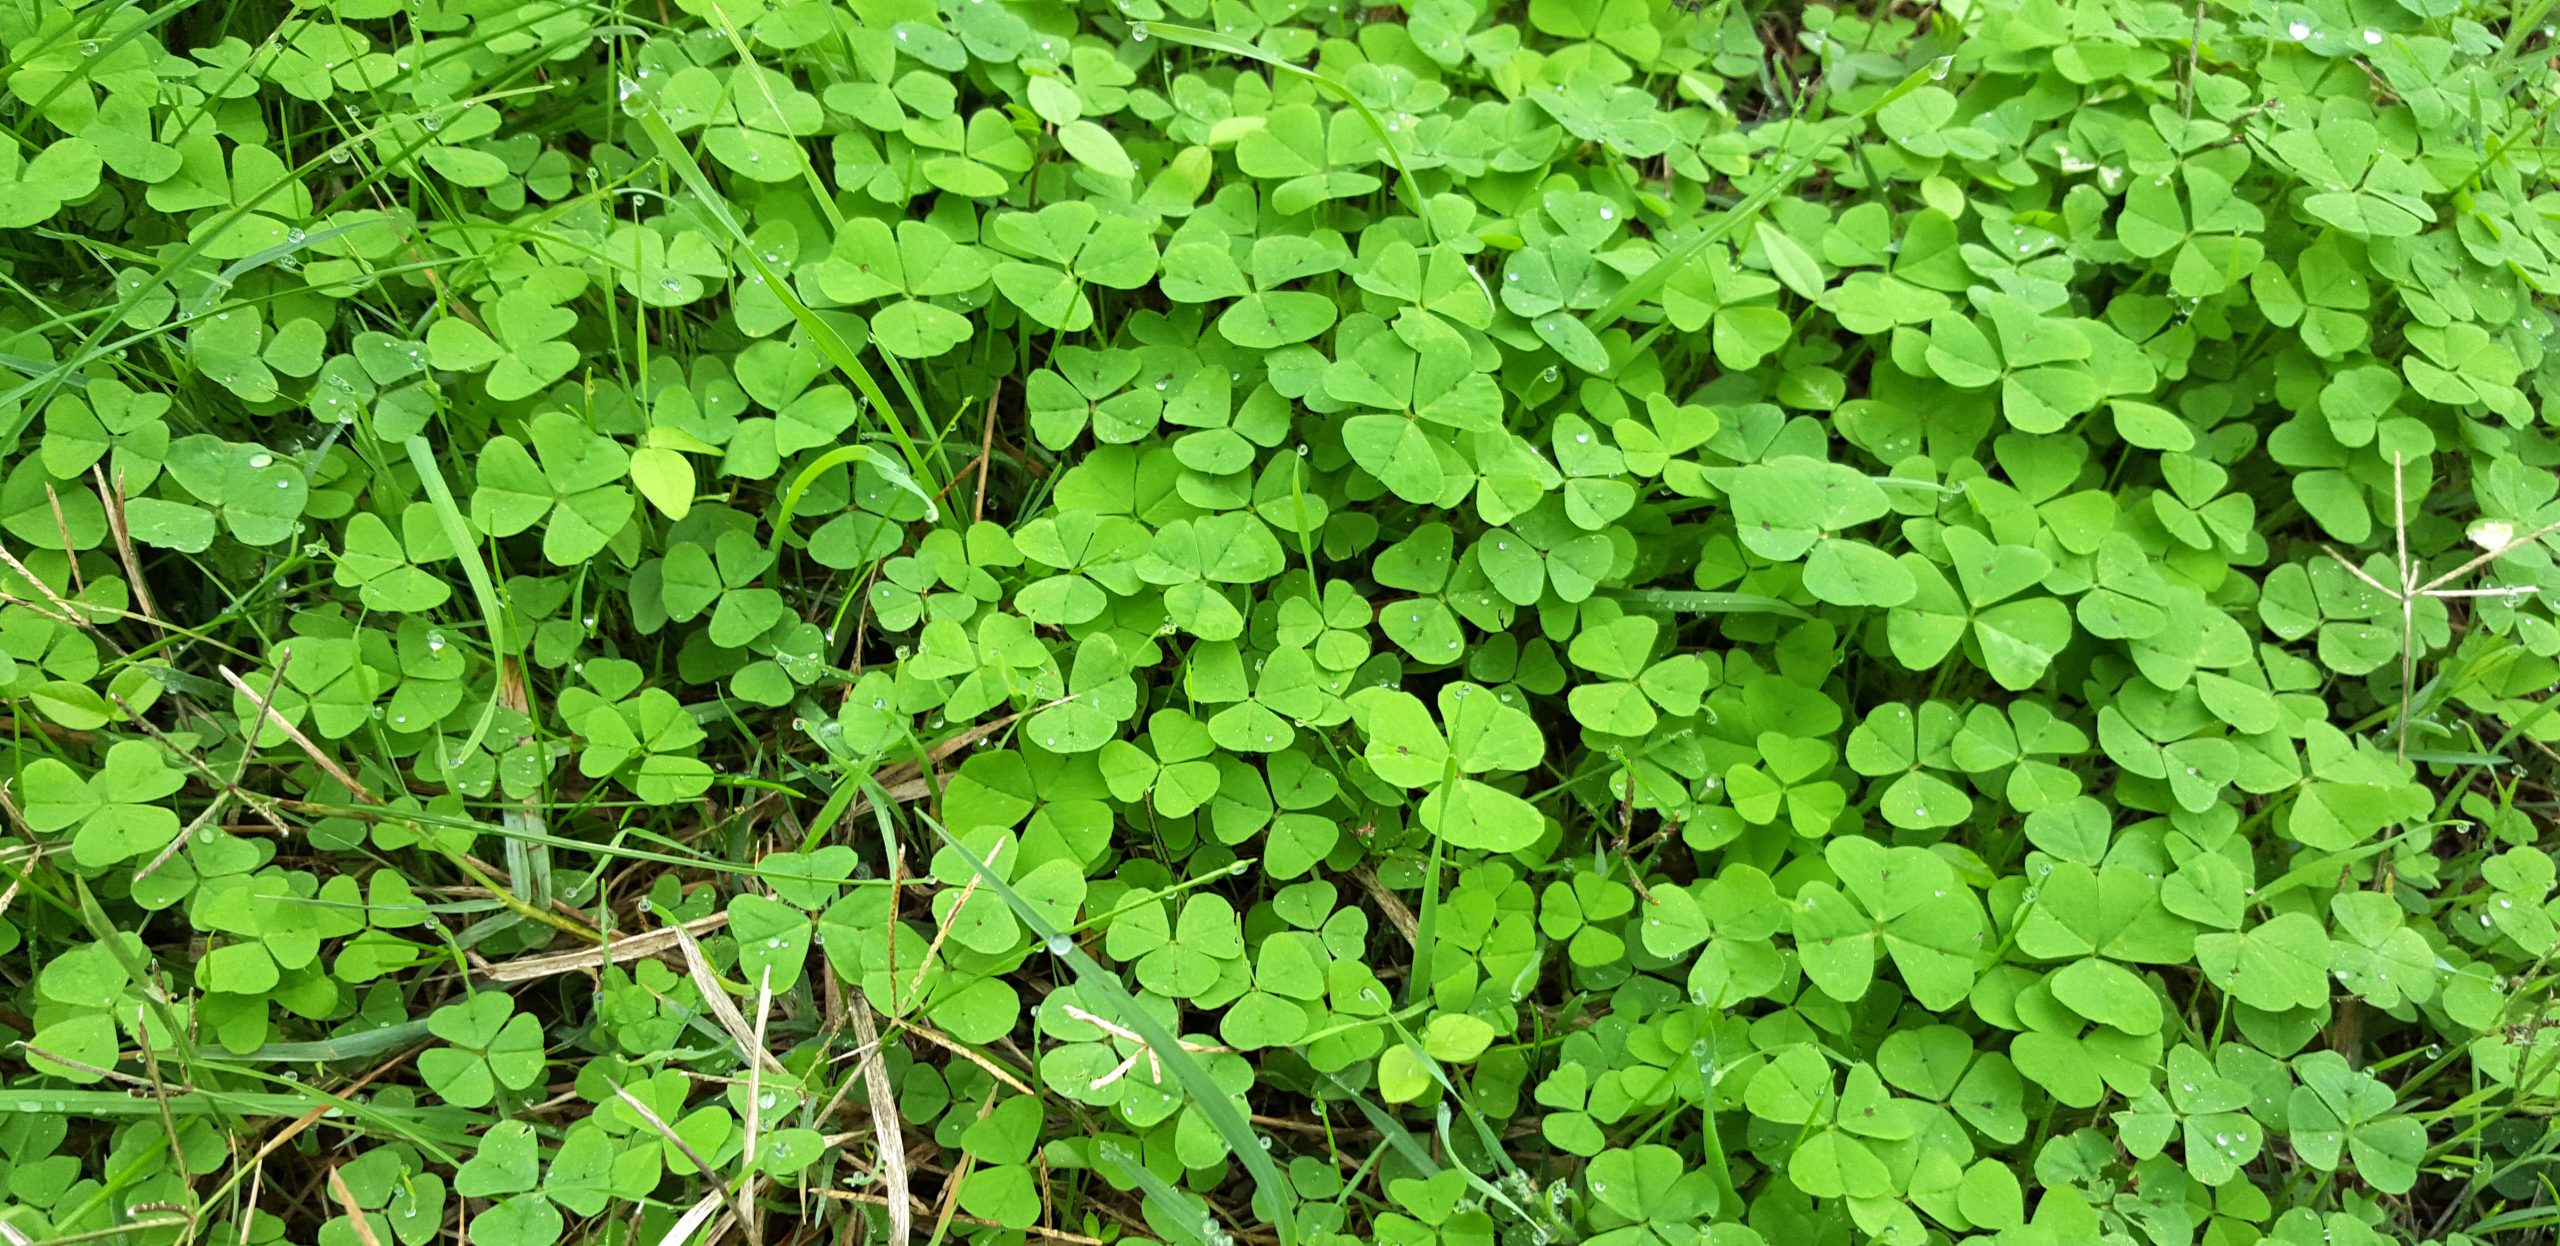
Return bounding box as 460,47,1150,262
1350,681,1546,853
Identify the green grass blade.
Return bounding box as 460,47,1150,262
924,817,1300,1246
630,106,946,505
405,435,514,766
1581,56,1950,333
1138,22,1446,250
770,443,940,565
1606,588,1811,619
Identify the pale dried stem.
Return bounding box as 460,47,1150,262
42,482,82,596
670,922,790,1075
218,662,379,803
741,966,773,1246
900,839,1002,1009
90,466,156,620
480,912,730,983
846,999,912,1246
616,1084,722,1180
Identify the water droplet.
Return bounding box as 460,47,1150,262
660,277,683,293
2288,19,2310,39
1047,935,1075,956
427,631,446,651
248,453,274,469
1131,22,1148,40
2362,28,2381,44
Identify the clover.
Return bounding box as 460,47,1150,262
2114,1045,2266,1187
1348,680,1545,853
419,993,545,1109
569,683,712,805
1890,525,2072,690
427,292,579,402
988,201,1159,331
0,137,101,230
1743,1046,1915,1202
812,216,990,358
1791,836,1985,1011
21,741,185,869
470,411,634,565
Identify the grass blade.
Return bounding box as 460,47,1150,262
1581,56,1951,332
1606,588,1811,619
924,817,1299,1246
403,435,516,767
630,106,945,504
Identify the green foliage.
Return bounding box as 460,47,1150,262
3,0,2560,1244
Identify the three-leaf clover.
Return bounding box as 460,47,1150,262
1890,526,2073,690
471,411,635,565
1349,681,1547,853
1791,836,1985,1010
420,993,546,1108
427,293,580,401
21,741,185,869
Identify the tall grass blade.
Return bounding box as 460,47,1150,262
925,818,1299,1245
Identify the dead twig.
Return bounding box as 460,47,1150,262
90,466,156,621
670,922,790,1075
479,912,730,983
615,1084,722,1180
1351,864,1419,948
974,382,1000,524
846,999,912,1246
218,662,378,803
2319,457,2560,762
326,1167,387,1246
